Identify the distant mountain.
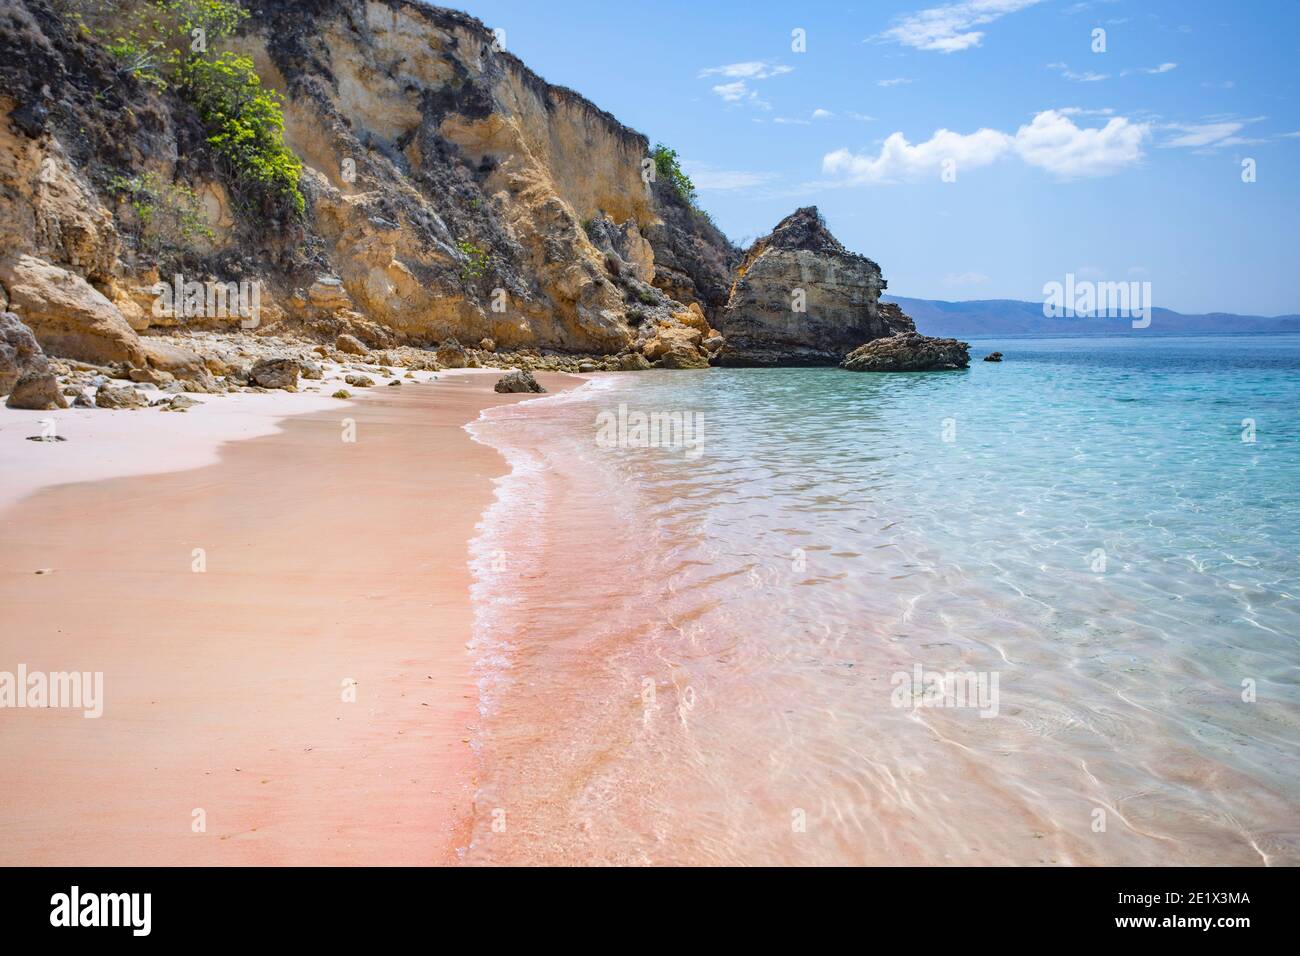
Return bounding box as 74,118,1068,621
887,296,1300,338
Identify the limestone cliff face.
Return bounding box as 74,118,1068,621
242,0,665,351
716,207,913,367
0,2,907,375
0,0,735,366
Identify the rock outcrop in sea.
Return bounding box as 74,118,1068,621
840,333,971,372
716,208,913,367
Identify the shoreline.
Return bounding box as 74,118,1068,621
0,367,581,865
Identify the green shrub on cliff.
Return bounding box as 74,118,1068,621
81,0,248,87
65,1,303,221
457,239,491,281
180,53,304,219
107,171,215,256
103,34,169,89
652,144,697,207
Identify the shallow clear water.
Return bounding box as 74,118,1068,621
464,334,1300,865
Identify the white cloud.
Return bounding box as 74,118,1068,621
774,109,836,125
1059,106,1116,117
1162,121,1243,148
824,127,1013,183
879,0,1044,53
877,77,915,87
1160,117,1266,149
1123,62,1178,77
1013,109,1147,176
822,108,1148,183
1048,62,1109,82
682,162,778,191
700,61,791,109
698,62,793,80
710,81,772,110
711,81,748,102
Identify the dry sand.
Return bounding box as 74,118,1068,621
0,368,577,865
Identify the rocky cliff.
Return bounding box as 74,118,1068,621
715,207,913,366
0,0,912,387
0,0,737,367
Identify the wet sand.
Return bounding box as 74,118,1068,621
0,370,575,865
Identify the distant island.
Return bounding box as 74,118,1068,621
887,296,1300,338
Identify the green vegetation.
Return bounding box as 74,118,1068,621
457,239,491,281
67,0,303,221
180,53,304,218
103,34,169,89
107,171,215,256
89,0,249,88
652,143,697,207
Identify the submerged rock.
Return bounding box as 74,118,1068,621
840,333,971,372
493,369,545,394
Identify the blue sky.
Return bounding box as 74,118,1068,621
450,0,1300,315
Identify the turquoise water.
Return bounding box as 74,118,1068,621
467,334,1300,865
